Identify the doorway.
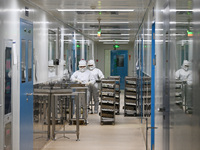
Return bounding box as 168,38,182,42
111,50,128,89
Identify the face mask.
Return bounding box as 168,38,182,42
184,66,189,71
89,66,94,70
80,67,86,72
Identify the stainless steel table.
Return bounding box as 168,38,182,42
70,87,88,124
34,89,52,139
52,92,80,141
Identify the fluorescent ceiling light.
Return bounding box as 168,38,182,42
75,40,90,42
63,40,72,42
34,21,50,24
63,34,81,36
155,22,164,24
77,21,129,24
170,9,193,12
2,9,33,12
103,42,129,45
102,29,131,31
142,33,185,36
82,28,131,31
116,40,130,42
90,34,130,36
121,34,130,35
169,9,200,12
57,9,134,12
99,40,113,42
171,34,185,36
90,34,122,36
99,40,130,42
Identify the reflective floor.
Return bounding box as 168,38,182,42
34,91,148,150
42,115,146,150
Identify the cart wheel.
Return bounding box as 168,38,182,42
112,122,115,125
100,122,103,125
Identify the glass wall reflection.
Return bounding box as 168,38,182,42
175,6,193,114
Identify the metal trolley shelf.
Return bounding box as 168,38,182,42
108,76,121,115
100,79,116,125
124,76,137,116
141,77,151,117
124,76,151,117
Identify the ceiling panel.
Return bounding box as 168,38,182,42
28,0,150,42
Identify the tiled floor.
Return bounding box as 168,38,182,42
41,91,147,150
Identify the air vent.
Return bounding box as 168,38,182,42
76,11,118,15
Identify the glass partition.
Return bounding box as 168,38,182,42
21,39,26,83
28,40,32,81
175,8,193,114
48,30,56,61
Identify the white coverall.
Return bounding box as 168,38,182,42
70,62,95,119
175,60,192,110
88,60,104,113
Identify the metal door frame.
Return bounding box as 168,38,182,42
151,22,156,150
110,50,128,89
1,40,13,150
162,3,170,150
140,38,144,118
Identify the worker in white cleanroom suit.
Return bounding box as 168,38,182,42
175,60,193,113
70,60,95,85
175,60,192,85
70,60,95,122
87,60,104,114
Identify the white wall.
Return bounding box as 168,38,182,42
0,0,93,149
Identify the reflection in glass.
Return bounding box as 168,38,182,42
5,47,12,115
116,55,124,67
175,8,193,114
21,40,26,83
28,40,32,81
77,41,81,70
48,30,56,61
175,60,193,113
